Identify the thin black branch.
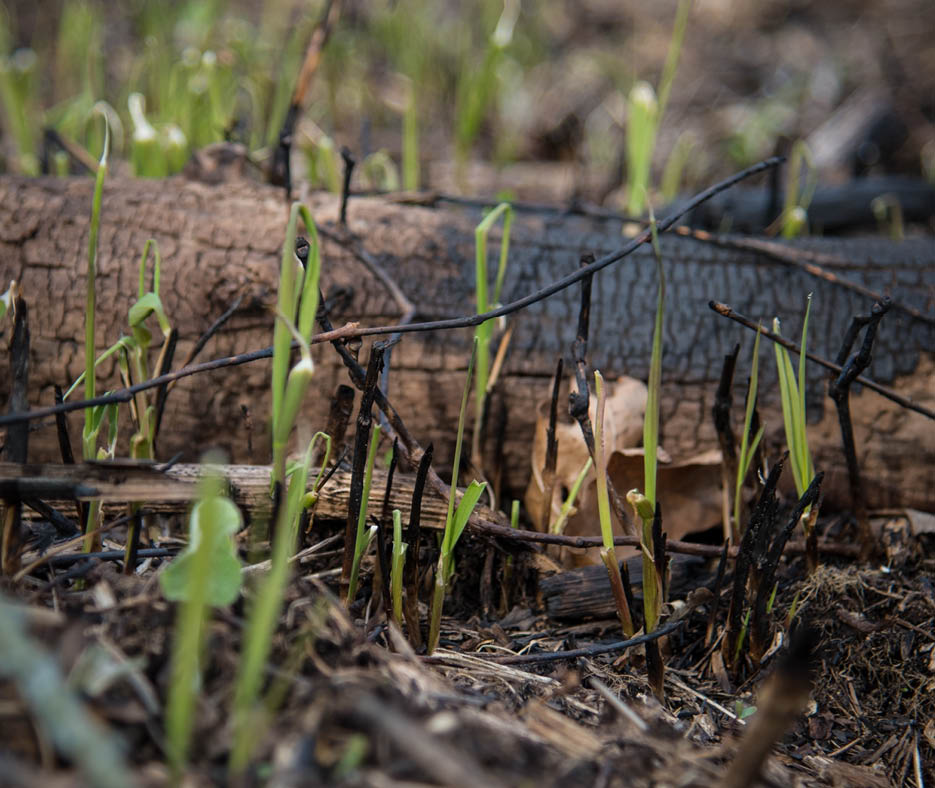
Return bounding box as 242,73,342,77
710,300,934,420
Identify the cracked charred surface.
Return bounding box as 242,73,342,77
1,176,933,511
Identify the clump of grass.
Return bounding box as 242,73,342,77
773,295,815,502
471,201,513,472
428,339,487,654
228,201,321,775
453,0,520,184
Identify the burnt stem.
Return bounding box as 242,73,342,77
714,344,740,540
340,147,355,226
724,455,785,669
568,256,632,535
2,293,29,574
151,326,178,452
341,344,385,595
376,438,399,621
320,384,355,466
750,475,824,664
404,444,433,650
705,542,730,647
829,299,890,559
539,357,563,532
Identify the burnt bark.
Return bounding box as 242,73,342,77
1,176,933,510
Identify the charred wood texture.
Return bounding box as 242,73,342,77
1,176,933,509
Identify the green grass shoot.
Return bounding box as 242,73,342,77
471,201,513,470
733,327,766,541
773,295,815,499
780,140,817,238
625,0,690,216
594,371,635,637
346,423,383,604
390,509,406,626
428,339,486,654
164,464,242,779
271,203,321,491
229,431,318,775
549,456,593,535
81,113,109,552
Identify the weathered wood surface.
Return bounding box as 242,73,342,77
1,176,933,510
0,461,493,533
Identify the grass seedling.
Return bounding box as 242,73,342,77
271,203,321,492
230,429,320,776
346,423,383,604
626,210,668,696
390,509,406,626
471,202,513,471
624,0,690,216
128,92,166,177
0,47,40,174
163,464,242,780
593,371,635,638
773,295,815,502
453,0,519,185
81,114,109,552
428,340,486,654
779,140,816,238
733,328,765,542
549,456,593,535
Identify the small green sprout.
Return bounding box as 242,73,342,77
471,202,513,471
594,371,635,638
780,140,817,238
346,423,383,604
733,327,766,541
773,296,815,502
164,465,242,778
549,456,593,535
428,339,486,654
390,509,406,626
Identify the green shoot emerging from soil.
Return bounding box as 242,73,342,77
472,201,513,472
594,371,634,638
271,203,321,492
733,328,765,541
780,140,816,238
163,463,242,778
428,339,486,654
347,423,383,604
773,295,815,501
390,509,406,626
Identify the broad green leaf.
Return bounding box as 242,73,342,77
161,496,243,607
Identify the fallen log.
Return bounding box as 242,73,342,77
1,176,933,510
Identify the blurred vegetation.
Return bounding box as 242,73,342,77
0,0,702,202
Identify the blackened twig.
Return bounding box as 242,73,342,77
404,444,433,650
829,299,890,558
422,619,684,666
376,438,399,620
710,300,933,419
2,292,29,574
724,455,785,668
539,357,563,532
568,256,633,536
342,344,385,597
340,147,355,225
53,385,75,465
